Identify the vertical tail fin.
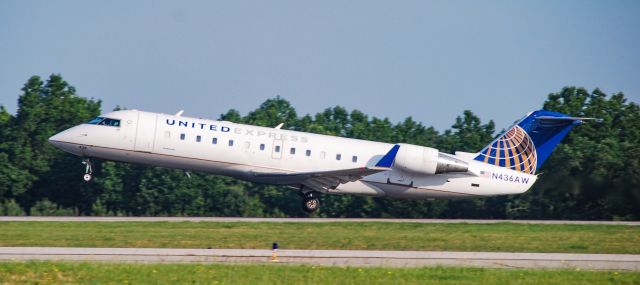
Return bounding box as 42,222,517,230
474,110,587,174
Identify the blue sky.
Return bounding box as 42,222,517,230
1,0,638,131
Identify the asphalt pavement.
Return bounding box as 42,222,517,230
0,247,638,270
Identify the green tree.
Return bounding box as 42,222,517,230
438,110,495,153
0,74,100,212
243,96,298,128
508,87,640,220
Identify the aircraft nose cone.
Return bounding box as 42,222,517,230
48,129,84,155
49,133,61,142
49,131,68,150
49,129,71,143
49,132,61,143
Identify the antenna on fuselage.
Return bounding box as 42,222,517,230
175,110,184,117
274,123,284,129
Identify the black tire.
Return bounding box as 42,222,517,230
302,197,320,213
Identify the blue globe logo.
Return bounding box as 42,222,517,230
477,125,537,174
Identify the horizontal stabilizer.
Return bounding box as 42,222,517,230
537,116,602,123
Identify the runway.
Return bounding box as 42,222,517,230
1,216,638,225
1,247,639,270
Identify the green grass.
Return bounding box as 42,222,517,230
0,221,638,254
0,261,638,285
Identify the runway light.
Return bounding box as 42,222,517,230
271,242,279,262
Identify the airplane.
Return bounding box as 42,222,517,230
48,109,590,213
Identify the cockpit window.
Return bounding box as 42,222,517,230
87,117,104,124
87,117,121,127
100,118,121,127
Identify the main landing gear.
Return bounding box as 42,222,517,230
301,190,320,213
82,158,93,182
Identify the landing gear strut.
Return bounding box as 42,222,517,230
301,190,320,213
82,158,93,182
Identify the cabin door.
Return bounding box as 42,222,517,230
134,112,157,152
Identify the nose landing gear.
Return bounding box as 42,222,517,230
82,158,93,182
301,189,320,213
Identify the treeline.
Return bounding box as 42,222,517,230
1,74,638,219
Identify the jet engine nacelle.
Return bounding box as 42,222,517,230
393,143,469,175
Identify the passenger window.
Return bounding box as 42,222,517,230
275,145,281,153
260,144,265,151
180,133,186,140
336,154,342,161
228,139,234,146
196,135,202,142
164,131,171,138
212,137,218,144
320,151,326,159
306,150,311,156
352,156,358,163
290,148,296,155
244,141,250,149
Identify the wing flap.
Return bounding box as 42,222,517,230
250,166,390,192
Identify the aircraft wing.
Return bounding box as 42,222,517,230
250,166,390,192
250,145,398,192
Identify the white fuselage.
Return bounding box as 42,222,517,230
49,110,537,199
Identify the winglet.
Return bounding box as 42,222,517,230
375,144,400,168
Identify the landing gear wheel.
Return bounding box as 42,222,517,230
81,158,94,182
302,197,320,213
299,188,321,213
